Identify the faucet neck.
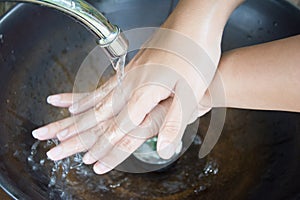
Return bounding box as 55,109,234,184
4,0,128,58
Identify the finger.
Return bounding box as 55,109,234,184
57,85,126,141
56,110,111,141
157,95,186,159
92,99,172,174
32,114,80,140
83,84,171,165
92,135,146,174
46,127,99,161
47,93,89,108
83,97,172,166
157,79,199,159
82,122,126,165
34,87,121,142
69,76,117,114
115,84,171,134
86,85,170,164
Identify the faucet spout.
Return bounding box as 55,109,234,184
3,0,128,58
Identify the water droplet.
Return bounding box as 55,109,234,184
70,0,76,9
48,176,56,187
13,150,19,157
193,135,202,145
203,160,219,175
194,185,207,193
109,177,128,189
40,159,45,165
32,165,38,171
0,34,4,44
27,155,34,162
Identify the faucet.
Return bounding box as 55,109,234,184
2,0,128,59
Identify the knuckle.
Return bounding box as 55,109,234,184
95,98,113,118
95,101,104,112
76,132,99,152
117,137,135,152
111,126,125,143
90,126,99,135
55,120,65,131
74,135,87,151
90,124,105,137
162,120,181,135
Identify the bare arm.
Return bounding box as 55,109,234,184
163,0,245,62
203,34,300,113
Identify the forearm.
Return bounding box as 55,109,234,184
208,34,300,112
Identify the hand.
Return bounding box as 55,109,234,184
32,0,244,174
32,36,214,174
38,95,176,174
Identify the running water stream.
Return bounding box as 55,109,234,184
112,54,126,84
49,54,127,197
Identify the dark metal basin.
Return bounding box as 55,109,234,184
0,0,300,199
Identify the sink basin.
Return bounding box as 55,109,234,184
0,0,300,199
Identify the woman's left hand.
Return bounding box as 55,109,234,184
32,40,214,174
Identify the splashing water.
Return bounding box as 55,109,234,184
25,53,129,199
28,139,87,199
24,133,219,199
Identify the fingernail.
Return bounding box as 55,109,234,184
175,141,183,154
47,146,62,160
94,162,111,174
32,127,48,139
158,142,175,159
57,129,69,140
83,153,94,164
69,103,78,113
47,95,61,104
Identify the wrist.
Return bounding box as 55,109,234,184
200,50,237,109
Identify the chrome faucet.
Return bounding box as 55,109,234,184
3,0,128,59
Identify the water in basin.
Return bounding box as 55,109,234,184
0,0,300,199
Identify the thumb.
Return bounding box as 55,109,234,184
157,94,185,159
157,80,199,159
